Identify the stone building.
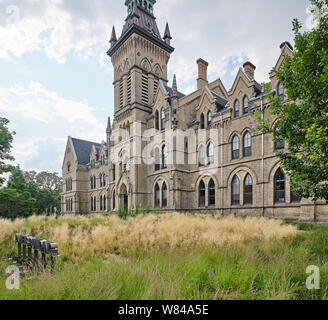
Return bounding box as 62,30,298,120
61,0,327,221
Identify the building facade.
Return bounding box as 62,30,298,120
61,0,327,221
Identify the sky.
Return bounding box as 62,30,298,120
0,0,313,176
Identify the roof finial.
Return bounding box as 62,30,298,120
110,27,117,47
163,23,172,44
106,117,112,134
172,74,178,98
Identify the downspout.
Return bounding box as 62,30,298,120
220,112,224,213
261,96,265,217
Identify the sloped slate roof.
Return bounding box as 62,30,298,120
210,90,229,109
71,138,101,165
164,84,185,99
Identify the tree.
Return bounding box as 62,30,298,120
24,171,62,214
0,117,15,186
257,0,328,201
0,167,36,219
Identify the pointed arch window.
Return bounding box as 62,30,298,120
100,195,103,211
161,108,165,131
200,113,205,129
94,197,97,212
103,195,107,211
208,179,216,207
207,142,214,165
162,182,168,208
278,82,285,102
113,191,116,210
155,147,160,171
199,180,206,207
244,174,253,205
232,135,240,160
199,145,205,167
243,96,249,114
234,100,240,118
243,132,252,157
162,145,168,169
155,110,159,130
155,183,160,207
207,111,212,128
274,168,286,203
231,175,240,205
91,197,94,211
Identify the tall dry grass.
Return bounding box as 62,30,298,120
0,213,297,257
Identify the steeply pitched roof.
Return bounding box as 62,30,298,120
70,138,101,165
163,84,185,99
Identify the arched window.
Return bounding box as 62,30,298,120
154,183,160,207
207,111,212,128
113,191,116,210
162,145,168,169
100,174,103,188
274,125,285,150
94,197,97,212
274,168,286,203
199,145,205,167
243,96,249,114
278,82,285,102
231,175,240,205
200,113,205,129
91,197,94,211
103,195,106,211
155,147,160,171
90,177,93,190
155,110,159,130
161,108,165,130
103,174,106,187
100,195,103,211
243,132,252,157
207,142,214,165
162,182,168,208
208,179,215,207
232,135,240,160
234,100,240,118
199,180,206,207
244,174,253,205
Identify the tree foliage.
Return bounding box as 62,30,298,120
0,117,15,186
257,0,328,201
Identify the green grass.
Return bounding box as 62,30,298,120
0,220,327,300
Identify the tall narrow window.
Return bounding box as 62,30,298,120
243,132,252,157
207,111,212,128
274,168,286,203
232,135,240,160
155,148,160,171
243,96,249,114
244,174,253,205
199,180,206,207
274,125,285,150
113,191,116,210
91,197,94,211
162,145,167,169
200,113,205,129
100,195,103,211
155,110,159,130
124,157,130,173
208,179,215,207
278,82,285,102
162,182,168,208
207,142,214,165
94,197,97,212
231,175,240,205
113,166,116,181
199,145,205,167
103,195,107,211
161,108,165,130
155,183,160,207
234,100,240,118
100,174,103,188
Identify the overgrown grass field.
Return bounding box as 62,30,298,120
0,212,327,300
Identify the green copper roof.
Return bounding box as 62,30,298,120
126,0,156,15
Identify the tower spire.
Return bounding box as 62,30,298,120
163,23,172,45
110,26,117,47
172,74,178,98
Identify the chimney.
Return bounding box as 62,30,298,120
280,41,293,52
243,61,256,80
197,58,208,89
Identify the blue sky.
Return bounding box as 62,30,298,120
0,0,311,175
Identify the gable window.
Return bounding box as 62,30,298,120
231,175,240,206
234,100,240,118
200,113,205,129
232,135,240,160
207,142,214,165
278,82,285,102
208,179,216,207
207,111,212,128
155,110,159,130
162,182,168,208
162,145,168,169
243,96,249,114
154,183,160,207
274,168,286,203
243,132,252,157
244,174,253,205
161,108,165,130
199,145,205,167
199,180,206,207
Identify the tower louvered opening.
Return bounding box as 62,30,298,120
142,73,149,104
